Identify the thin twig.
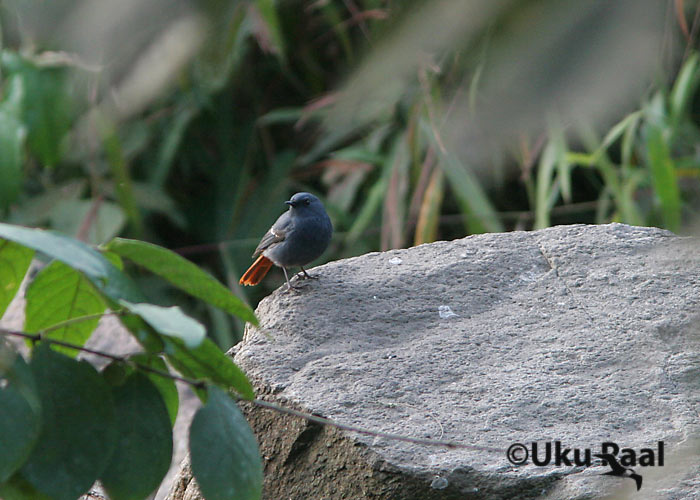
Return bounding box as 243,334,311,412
247,397,503,454
0,326,504,452
0,327,205,389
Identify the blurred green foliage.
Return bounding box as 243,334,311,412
0,0,699,347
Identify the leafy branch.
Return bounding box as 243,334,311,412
0,326,205,389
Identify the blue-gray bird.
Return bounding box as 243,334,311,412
239,192,332,291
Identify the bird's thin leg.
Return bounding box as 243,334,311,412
297,266,317,280
282,267,301,291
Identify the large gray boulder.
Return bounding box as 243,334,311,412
169,224,700,499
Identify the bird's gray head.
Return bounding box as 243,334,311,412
285,192,323,212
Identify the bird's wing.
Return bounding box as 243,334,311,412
594,454,625,474
252,211,293,258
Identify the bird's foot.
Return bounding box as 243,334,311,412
296,268,318,280
284,283,304,293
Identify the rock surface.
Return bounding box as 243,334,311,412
168,224,700,499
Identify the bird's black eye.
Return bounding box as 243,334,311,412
303,198,311,206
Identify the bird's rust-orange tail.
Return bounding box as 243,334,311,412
239,255,274,286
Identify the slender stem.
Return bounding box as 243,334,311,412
247,397,503,454
0,327,205,389
0,327,499,452
39,310,125,335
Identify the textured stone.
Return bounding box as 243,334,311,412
169,224,700,499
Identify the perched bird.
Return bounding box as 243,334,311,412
239,192,333,291
594,453,642,491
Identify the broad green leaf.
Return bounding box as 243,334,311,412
101,361,130,387
190,387,262,500
1,51,73,166
101,373,172,500
646,126,681,232
106,238,257,324
0,76,27,209
101,250,124,270
130,354,179,426
116,313,165,354
120,301,206,349
25,261,106,356
49,199,126,245
20,346,117,500
0,355,41,482
0,223,144,303
166,338,254,400
0,240,33,319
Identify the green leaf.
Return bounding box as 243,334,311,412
646,126,681,232
166,338,254,399
670,53,700,127
106,238,257,324
256,107,304,127
49,199,126,245
0,240,33,319
0,223,144,303
430,143,503,233
130,354,179,426
1,51,73,166
120,300,206,349
0,76,27,210
115,313,165,354
25,260,106,356
101,372,173,500
7,179,86,226
534,141,558,229
190,387,262,500
252,0,285,58
19,346,117,500
0,474,52,500
346,174,386,243
101,250,124,270
195,2,249,93
0,355,41,482
101,122,144,236
420,121,503,234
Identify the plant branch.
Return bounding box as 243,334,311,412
0,328,501,452
247,397,503,454
0,327,205,389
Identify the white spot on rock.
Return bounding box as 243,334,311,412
438,305,458,319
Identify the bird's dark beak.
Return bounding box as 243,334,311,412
285,200,295,207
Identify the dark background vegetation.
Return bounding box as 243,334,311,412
1,0,699,346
